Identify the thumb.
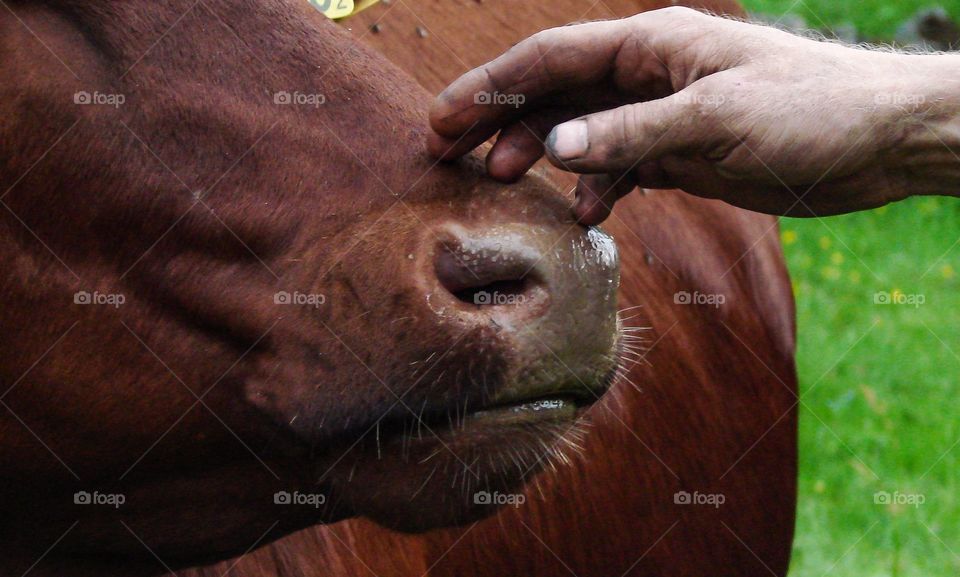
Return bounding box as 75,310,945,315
544,93,711,174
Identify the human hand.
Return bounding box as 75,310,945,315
428,7,956,223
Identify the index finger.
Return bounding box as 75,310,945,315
428,18,635,139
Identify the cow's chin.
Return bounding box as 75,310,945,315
329,398,596,532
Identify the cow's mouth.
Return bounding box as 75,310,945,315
360,364,616,449
398,363,618,437
323,347,622,532
465,379,607,426
470,396,580,423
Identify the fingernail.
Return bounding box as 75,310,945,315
548,121,588,161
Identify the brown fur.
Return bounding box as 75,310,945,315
1,0,796,575
190,0,797,576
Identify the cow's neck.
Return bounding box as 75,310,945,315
0,553,161,577
0,1,389,575
40,0,329,73
45,0,223,49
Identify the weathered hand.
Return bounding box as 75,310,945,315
428,7,960,224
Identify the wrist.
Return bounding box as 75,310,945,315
878,53,960,199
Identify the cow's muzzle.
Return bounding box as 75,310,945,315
427,221,621,424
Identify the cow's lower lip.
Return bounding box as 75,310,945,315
365,368,617,446
468,396,581,425
461,369,615,428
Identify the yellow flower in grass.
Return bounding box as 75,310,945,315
848,270,861,284
781,230,797,245
943,264,955,280
818,236,831,250
821,267,841,281
830,252,844,265
859,384,886,415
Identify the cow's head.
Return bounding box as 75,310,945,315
0,0,619,568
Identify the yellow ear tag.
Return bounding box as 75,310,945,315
309,0,355,20
351,0,381,14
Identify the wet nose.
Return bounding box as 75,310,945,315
430,222,620,373
434,229,549,323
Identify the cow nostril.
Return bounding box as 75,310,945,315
433,242,541,310
451,277,528,306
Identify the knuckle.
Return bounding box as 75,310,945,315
618,105,642,143
526,27,560,54
590,107,636,162
477,62,506,94
647,6,701,21
675,83,729,120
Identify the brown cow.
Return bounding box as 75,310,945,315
187,1,797,576
0,1,796,576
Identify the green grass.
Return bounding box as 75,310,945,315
781,199,960,576
737,2,960,575
744,0,951,40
